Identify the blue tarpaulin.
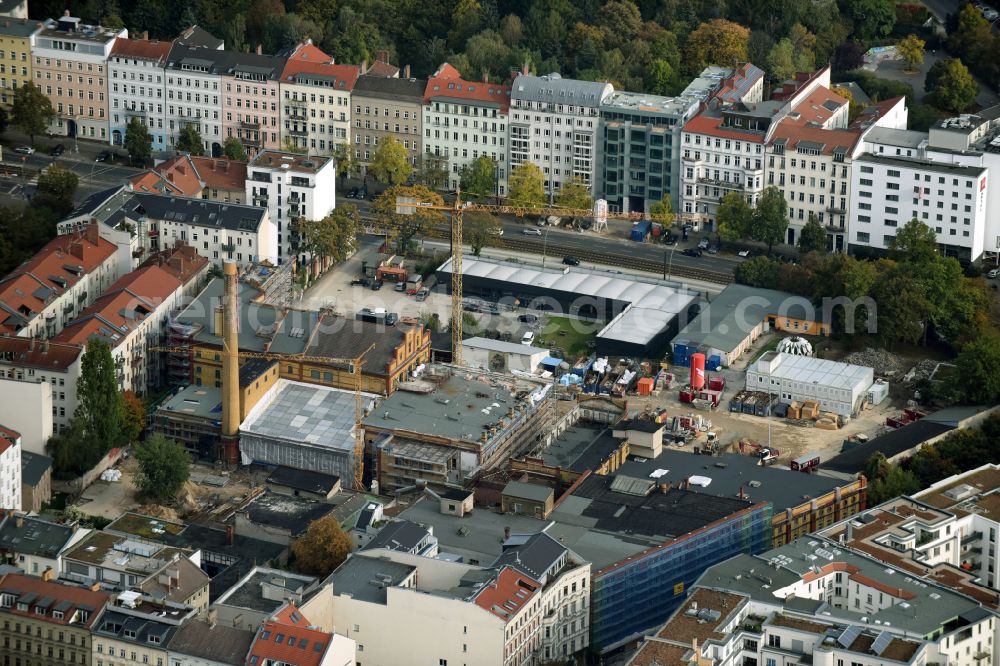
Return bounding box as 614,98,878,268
540,356,562,368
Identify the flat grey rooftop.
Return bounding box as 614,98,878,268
618,450,847,513
462,337,547,356
213,567,317,613
855,153,986,177
502,481,552,503
539,424,623,473
240,380,358,449
160,385,222,421
703,536,991,636
863,127,928,149
325,554,416,604
0,516,73,558
362,373,518,444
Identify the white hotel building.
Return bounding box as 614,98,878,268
509,71,612,202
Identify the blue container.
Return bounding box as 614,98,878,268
630,220,652,242
728,399,742,412
707,355,722,370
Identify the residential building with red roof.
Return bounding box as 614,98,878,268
53,244,208,395
680,65,834,231
362,50,401,79
0,424,20,510
109,34,173,150
220,49,287,158
247,603,355,666
424,63,511,194
129,154,248,204
0,572,109,666
0,222,121,339
766,94,907,251
0,337,83,443
279,41,359,156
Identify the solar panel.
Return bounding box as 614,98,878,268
872,630,894,656
837,626,861,648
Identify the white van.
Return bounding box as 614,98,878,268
521,331,535,345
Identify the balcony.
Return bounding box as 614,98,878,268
286,96,307,106
289,192,301,202
221,243,236,252
123,107,149,117
826,206,846,214
239,120,261,129
252,193,268,204
962,531,983,545
288,126,307,136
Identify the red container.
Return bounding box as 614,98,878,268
679,389,695,403
690,353,706,391
708,376,726,392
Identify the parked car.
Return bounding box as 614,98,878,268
521,331,536,345
350,278,368,287
988,268,999,279
415,287,430,301
522,228,542,236
347,188,359,198
737,248,751,257
682,248,702,257
371,280,383,291
562,256,580,266
49,144,65,157
697,238,709,250
14,145,34,155
394,281,406,292
706,244,719,254
517,314,538,324
95,150,112,162
463,302,480,312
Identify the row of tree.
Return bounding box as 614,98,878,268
866,413,1000,504
733,219,992,353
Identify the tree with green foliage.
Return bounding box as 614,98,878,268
889,218,938,264
175,124,205,156
292,515,353,577
649,195,675,229
332,143,355,180
842,0,896,39
871,263,933,347
464,212,502,256
507,161,545,209
750,187,789,253
717,192,754,242
11,83,54,146
223,136,246,160
123,117,152,167
952,335,1000,404
926,58,978,113
370,136,412,186
460,155,497,199
555,178,593,211
867,464,921,504
897,34,925,72
133,433,190,502
734,255,781,288
46,420,89,480
371,185,445,254
76,339,124,449
34,165,79,218
417,154,449,190
294,205,359,264
798,213,828,254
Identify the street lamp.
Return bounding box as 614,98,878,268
541,227,550,270
663,244,676,281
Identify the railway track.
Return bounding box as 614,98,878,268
497,237,734,285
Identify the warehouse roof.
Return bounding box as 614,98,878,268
240,380,362,451
618,450,849,512
266,466,340,496
439,256,698,346
749,352,872,391
502,481,553,503
674,283,817,354
362,372,522,444
825,419,954,474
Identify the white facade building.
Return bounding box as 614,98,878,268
423,63,511,194
278,41,357,156
509,71,612,201
0,376,53,453
628,537,998,666
108,36,170,149
0,338,80,438
164,43,225,154
246,150,336,265
745,351,873,416
848,151,988,262
0,425,21,511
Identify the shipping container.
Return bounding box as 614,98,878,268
630,220,652,242
707,355,723,370
790,453,821,473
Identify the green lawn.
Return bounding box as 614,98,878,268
538,316,601,359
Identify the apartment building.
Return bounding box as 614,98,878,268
163,43,224,155
0,425,20,510
93,591,197,666
245,150,336,265
628,537,998,666
0,337,81,438
848,153,987,262
108,36,170,149
352,74,425,175
0,0,27,20
247,604,356,666
0,572,109,666
0,514,88,576
423,63,511,194
766,96,907,251
220,50,285,157
0,222,120,339
53,247,208,394
0,17,36,105
303,549,550,666
30,15,125,141
509,71,612,201
599,91,698,214
279,41,358,155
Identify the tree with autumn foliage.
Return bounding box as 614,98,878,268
292,515,353,576
122,391,146,445
683,19,750,74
